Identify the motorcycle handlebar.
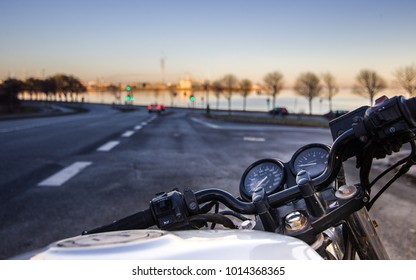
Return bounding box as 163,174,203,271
83,96,416,234
82,208,155,235
196,188,256,214
194,95,416,213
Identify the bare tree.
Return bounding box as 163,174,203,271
168,84,177,107
263,71,284,109
395,64,416,96
0,78,24,112
202,80,210,106
294,72,322,115
212,80,223,110
222,74,238,115
352,69,387,105
321,72,338,112
67,75,86,102
25,78,42,100
53,74,71,101
41,77,56,101
107,84,120,104
240,79,252,111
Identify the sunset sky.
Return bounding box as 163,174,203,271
1,0,416,86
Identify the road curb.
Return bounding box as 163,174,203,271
202,113,329,128
0,103,87,121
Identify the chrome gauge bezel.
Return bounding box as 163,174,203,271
239,158,286,202
289,143,331,179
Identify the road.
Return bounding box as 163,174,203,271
0,105,415,259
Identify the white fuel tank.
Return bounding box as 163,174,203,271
20,229,322,260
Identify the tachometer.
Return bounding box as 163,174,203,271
240,159,286,201
290,144,330,178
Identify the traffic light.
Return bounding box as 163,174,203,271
190,95,195,101
126,85,131,91
126,94,134,101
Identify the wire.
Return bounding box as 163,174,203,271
210,202,220,229
200,201,218,213
367,164,409,210
367,141,416,210
219,210,250,221
189,214,236,229
368,141,416,188
200,203,249,227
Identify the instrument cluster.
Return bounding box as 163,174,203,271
239,143,330,201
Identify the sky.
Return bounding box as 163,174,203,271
1,0,416,86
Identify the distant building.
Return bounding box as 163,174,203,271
177,79,192,90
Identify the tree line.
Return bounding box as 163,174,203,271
0,74,86,113
194,64,416,115
1,65,415,114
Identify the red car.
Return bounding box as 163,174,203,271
148,103,165,113
269,107,289,116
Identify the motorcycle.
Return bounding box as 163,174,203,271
17,95,416,260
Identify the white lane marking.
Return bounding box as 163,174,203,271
141,122,148,126
38,162,92,187
0,123,50,133
191,117,220,129
121,130,135,137
0,126,28,133
243,137,266,142
97,141,120,152
134,125,142,130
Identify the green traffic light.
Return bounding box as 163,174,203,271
190,95,195,101
126,85,131,91
125,94,134,101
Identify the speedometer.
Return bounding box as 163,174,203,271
290,144,330,178
240,159,286,201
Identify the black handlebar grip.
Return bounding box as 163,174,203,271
405,97,416,127
82,208,155,235
359,96,416,140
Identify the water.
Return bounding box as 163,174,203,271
21,88,407,114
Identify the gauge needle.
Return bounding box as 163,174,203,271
254,176,268,189
298,162,317,167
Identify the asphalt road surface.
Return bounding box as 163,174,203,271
0,105,415,259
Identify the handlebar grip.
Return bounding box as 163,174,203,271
404,97,416,127
82,208,155,235
354,96,416,141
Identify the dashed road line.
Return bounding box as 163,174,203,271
121,130,135,137
38,161,92,187
191,117,220,129
243,136,266,142
97,141,120,152
38,117,156,188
